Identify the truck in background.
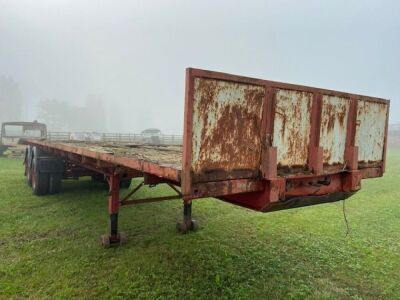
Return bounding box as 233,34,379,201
0,121,47,157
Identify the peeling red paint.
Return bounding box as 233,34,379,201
272,89,313,172
320,95,350,165
191,78,265,180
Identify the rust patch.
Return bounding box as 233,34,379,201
272,89,313,170
355,100,388,163
320,95,350,165
191,78,265,179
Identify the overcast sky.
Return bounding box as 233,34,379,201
0,0,398,133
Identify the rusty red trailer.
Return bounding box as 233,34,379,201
23,68,390,247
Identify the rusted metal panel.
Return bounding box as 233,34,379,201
272,89,313,170
191,77,265,179
319,95,350,165
355,100,388,163
190,178,265,199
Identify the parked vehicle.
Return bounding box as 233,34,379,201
69,132,102,142
22,68,390,247
141,128,162,144
0,121,46,157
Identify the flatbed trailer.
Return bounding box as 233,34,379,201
23,68,390,247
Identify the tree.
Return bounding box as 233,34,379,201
37,95,107,132
37,99,76,131
0,76,23,124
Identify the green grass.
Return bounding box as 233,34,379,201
0,150,399,299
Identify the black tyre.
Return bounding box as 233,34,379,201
24,147,29,175
32,146,47,158
25,147,33,186
26,165,33,186
30,149,45,195
32,170,49,195
91,174,104,183
91,174,109,189
49,173,62,194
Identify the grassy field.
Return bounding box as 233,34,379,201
0,150,399,299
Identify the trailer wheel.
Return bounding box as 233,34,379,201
49,173,62,194
91,175,109,189
91,174,104,183
26,165,33,186
25,147,33,186
32,146,46,158
24,147,29,176
32,171,49,196
31,159,49,196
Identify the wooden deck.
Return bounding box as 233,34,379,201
25,139,183,182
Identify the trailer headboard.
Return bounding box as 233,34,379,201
182,68,267,197
181,68,390,202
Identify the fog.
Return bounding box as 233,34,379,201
0,0,399,134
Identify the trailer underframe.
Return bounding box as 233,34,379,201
23,138,382,247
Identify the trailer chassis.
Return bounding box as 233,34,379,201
23,140,366,247
24,142,201,247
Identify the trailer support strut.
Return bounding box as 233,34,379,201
120,182,182,206
101,173,123,247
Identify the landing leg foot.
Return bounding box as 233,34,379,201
176,202,198,234
101,212,125,247
100,233,125,248
176,220,198,234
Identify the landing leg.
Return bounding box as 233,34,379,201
176,201,199,234
101,173,124,247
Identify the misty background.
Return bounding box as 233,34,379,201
0,0,399,134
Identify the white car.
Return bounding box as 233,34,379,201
70,132,102,142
